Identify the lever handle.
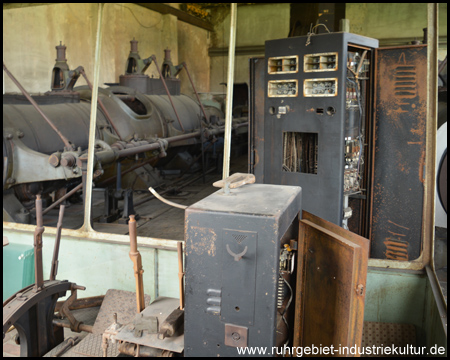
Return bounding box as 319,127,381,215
213,173,255,194
226,244,248,261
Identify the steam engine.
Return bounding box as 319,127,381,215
3,40,247,223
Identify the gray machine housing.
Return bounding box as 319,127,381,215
260,33,378,226
184,183,301,356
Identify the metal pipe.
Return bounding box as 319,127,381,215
34,194,44,291
182,62,210,124
128,215,145,313
117,131,200,158
52,337,80,357
116,161,122,190
148,187,188,210
132,166,217,208
3,62,73,150
52,319,93,333
116,124,235,159
79,68,123,141
49,205,65,281
151,56,185,132
83,3,104,232
222,3,238,180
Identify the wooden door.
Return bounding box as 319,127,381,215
293,211,369,356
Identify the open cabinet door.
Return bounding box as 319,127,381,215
370,45,427,261
293,211,369,356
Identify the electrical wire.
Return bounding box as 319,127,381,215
305,23,331,46
346,69,364,179
279,276,294,347
113,4,163,29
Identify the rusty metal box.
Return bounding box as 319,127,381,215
184,183,301,356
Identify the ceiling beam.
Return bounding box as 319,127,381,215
3,3,214,32
134,3,214,32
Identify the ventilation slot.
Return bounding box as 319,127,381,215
394,65,416,98
232,234,247,244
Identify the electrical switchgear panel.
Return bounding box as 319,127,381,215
257,32,378,227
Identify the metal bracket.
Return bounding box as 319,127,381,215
224,323,248,348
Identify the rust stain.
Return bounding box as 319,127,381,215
387,230,406,237
387,220,410,230
306,108,315,113
254,149,259,167
384,238,409,261
418,148,425,184
407,142,422,145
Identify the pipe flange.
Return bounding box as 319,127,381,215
111,141,127,151
157,139,168,158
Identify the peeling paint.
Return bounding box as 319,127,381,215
189,226,217,257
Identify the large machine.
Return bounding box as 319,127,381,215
3,40,247,225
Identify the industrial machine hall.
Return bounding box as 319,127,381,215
2,3,447,357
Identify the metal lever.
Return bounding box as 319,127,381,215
128,215,145,314
226,244,248,261
213,173,255,195
34,195,45,291
50,205,65,281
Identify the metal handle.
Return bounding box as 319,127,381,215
213,173,255,195
226,244,248,261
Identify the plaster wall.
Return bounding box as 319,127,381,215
209,4,290,93
346,3,447,59
3,4,210,95
347,3,447,40
177,20,211,97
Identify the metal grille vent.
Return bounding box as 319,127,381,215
394,65,417,98
232,234,247,244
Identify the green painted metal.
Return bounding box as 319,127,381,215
3,243,35,302
423,275,447,355
3,229,180,302
365,267,447,353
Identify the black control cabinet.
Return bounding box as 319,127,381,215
184,184,301,356
259,33,378,226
